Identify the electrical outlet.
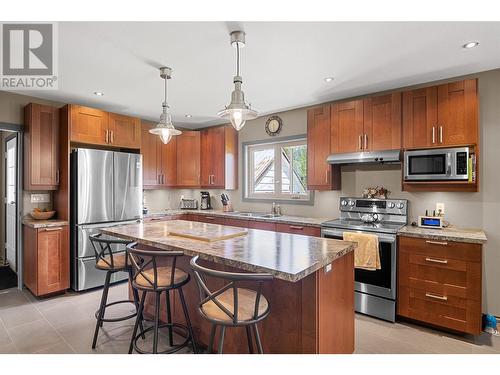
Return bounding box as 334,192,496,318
436,202,445,216
30,193,50,203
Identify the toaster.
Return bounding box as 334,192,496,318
179,198,198,210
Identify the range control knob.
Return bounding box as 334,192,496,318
397,202,404,209
348,200,355,206
387,202,395,209
341,200,348,206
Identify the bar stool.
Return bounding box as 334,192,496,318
89,233,144,350
126,243,198,354
189,255,273,354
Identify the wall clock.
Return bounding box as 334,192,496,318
265,116,283,136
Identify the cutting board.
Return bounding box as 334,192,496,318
168,226,248,242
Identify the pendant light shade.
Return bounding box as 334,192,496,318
218,31,257,131
149,67,181,144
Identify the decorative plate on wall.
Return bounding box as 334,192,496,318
265,115,283,136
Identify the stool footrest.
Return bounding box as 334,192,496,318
132,323,192,354
94,300,138,323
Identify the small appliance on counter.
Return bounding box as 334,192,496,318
179,198,198,210
417,215,444,229
220,193,233,212
200,191,212,210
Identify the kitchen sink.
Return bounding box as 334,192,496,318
226,212,282,218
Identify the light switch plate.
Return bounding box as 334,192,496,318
31,193,50,203
436,202,445,216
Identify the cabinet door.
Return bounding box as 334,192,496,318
402,87,437,149
141,123,161,188
437,79,478,146
24,103,60,190
160,137,177,187
37,227,69,296
363,93,402,151
210,126,226,188
200,128,213,187
307,105,333,190
331,100,364,153
108,113,141,148
70,105,109,145
176,131,201,187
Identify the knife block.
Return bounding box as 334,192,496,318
222,203,234,212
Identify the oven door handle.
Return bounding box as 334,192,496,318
321,228,396,243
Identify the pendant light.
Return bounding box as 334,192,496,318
149,67,181,144
218,31,257,131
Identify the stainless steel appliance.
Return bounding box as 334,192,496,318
200,191,212,210
321,197,408,322
70,148,143,291
404,147,470,181
327,149,401,165
179,198,198,210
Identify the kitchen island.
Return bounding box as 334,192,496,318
103,220,356,354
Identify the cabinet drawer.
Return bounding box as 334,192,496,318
197,215,225,225
398,286,481,335
399,236,481,262
276,223,321,237
247,221,276,231
224,218,249,228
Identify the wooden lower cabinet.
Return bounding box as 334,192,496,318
247,220,276,231
23,225,69,297
276,223,321,237
397,236,482,335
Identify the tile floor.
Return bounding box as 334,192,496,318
0,282,499,354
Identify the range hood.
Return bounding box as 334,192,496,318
326,149,401,165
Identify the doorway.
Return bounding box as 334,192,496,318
0,124,22,291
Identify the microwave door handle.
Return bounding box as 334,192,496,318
447,153,452,176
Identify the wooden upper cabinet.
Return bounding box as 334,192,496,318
403,79,478,149
69,105,141,149
176,131,201,187
363,93,402,151
200,125,238,189
307,105,339,190
24,103,60,190
330,99,364,153
437,79,478,146
108,113,141,148
141,122,177,188
69,105,109,146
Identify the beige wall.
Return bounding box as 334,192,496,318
146,68,500,315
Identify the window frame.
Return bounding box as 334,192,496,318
242,135,314,205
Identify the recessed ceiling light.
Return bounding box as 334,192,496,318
93,91,104,96
324,77,334,83
463,41,479,49
184,114,192,118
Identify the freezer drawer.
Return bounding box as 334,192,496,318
72,257,128,291
75,221,139,258
114,152,143,221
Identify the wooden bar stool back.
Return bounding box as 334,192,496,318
126,243,198,354
190,255,273,354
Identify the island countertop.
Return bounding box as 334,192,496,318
102,219,356,282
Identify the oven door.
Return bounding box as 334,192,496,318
321,228,396,300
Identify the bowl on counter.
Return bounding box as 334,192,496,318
30,210,56,220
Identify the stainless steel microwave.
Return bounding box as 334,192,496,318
404,147,470,181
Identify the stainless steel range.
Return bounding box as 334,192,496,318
321,197,408,322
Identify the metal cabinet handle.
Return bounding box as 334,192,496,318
55,169,60,184
364,134,368,150
105,130,109,143
425,240,448,246
425,257,448,264
290,225,304,230
325,170,328,183
205,216,215,220
110,130,114,143
439,126,443,143
44,227,62,232
358,135,362,150
425,292,448,301
432,127,435,144
162,174,165,184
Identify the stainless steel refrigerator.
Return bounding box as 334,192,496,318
70,148,143,291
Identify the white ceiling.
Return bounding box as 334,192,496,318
17,22,500,129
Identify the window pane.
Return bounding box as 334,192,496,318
281,145,307,194
253,148,275,193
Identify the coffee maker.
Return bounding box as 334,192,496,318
200,191,212,210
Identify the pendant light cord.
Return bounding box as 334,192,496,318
164,75,168,108
236,43,240,77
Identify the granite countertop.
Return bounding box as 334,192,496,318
144,209,331,228
22,217,69,229
397,225,487,244
102,220,356,282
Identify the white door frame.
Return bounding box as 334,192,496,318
1,122,23,290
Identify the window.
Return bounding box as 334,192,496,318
244,138,311,202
